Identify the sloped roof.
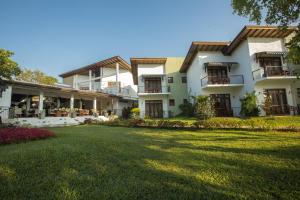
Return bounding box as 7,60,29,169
59,56,131,78
130,58,167,85
180,25,297,72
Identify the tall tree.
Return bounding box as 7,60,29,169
231,0,300,63
0,49,21,79
17,69,58,85
0,49,21,97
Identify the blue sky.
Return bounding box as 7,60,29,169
0,0,254,79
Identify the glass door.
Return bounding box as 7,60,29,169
265,89,289,115
145,100,163,118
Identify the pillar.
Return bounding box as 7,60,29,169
79,99,83,109
89,70,92,90
93,97,97,110
70,94,74,109
116,62,119,82
26,96,31,111
38,92,44,111
57,98,60,108
73,74,78,89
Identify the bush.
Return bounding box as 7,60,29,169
179,102,195,117
0,127,55,144
131,108,140,119
83,118,98,124
240,92,260,117
128,118,145,127
194,95,215,119
193,118,242,129
122,107,131,119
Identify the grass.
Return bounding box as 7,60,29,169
0,125,299,200
159,116,300,127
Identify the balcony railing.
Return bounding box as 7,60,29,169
201,75,244,87
252,66,294,80
138,86,170,94
76,81,137,98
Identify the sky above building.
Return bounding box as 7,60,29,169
0,0,254,79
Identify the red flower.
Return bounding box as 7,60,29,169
0,127,55,144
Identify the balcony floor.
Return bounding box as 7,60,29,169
202,84,244,89
255,76,297,84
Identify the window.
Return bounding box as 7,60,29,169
297,88,300,97
259,57,282,67
169,99,175,106
168,77,173,83
183,99,188,104
181,77,187,83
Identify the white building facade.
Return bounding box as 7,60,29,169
181,26,300,117
131,58,170,118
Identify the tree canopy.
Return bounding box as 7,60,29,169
231,0,300,63
17,69,58,85
0,49,21,79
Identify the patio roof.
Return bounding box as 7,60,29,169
59,56,131,78
4,79,113,99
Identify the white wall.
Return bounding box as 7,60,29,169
248,37,286,71
0,86,12,120
137,64,167,93
185,38,298,116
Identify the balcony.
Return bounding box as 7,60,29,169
138,86,170,95
76,81,138,99
201,75,244,88
252,66,297,82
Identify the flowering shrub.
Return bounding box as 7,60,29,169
0,127,55,144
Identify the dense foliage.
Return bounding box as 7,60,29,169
16,68,58,85
193,95,215,119
232,0,300,63
240,92,260,117
0,49,21,80
130,107,140,119
97,116,300,131
0,127,55,144
179,102,195,117
121,107,131,119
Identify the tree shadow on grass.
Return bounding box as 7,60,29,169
0,126,299,200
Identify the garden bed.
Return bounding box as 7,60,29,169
0,127,55,144
96,116,300,132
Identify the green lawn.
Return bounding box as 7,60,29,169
0,125,300,200
160,116,300,127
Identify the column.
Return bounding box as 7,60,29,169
93,97,97,111
57,98,61,108
89,70,92,90
38,92,44,111
79,99,83,109
116,62,119,82
70,94,74,109
115,99,119,116
26,96,31,112
73,74,78,89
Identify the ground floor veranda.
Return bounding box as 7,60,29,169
0,80,132,121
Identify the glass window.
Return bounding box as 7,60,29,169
181,77,187,83
297,88,300,97
169,99,175,106
183,99,188,104
168,77,173,83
